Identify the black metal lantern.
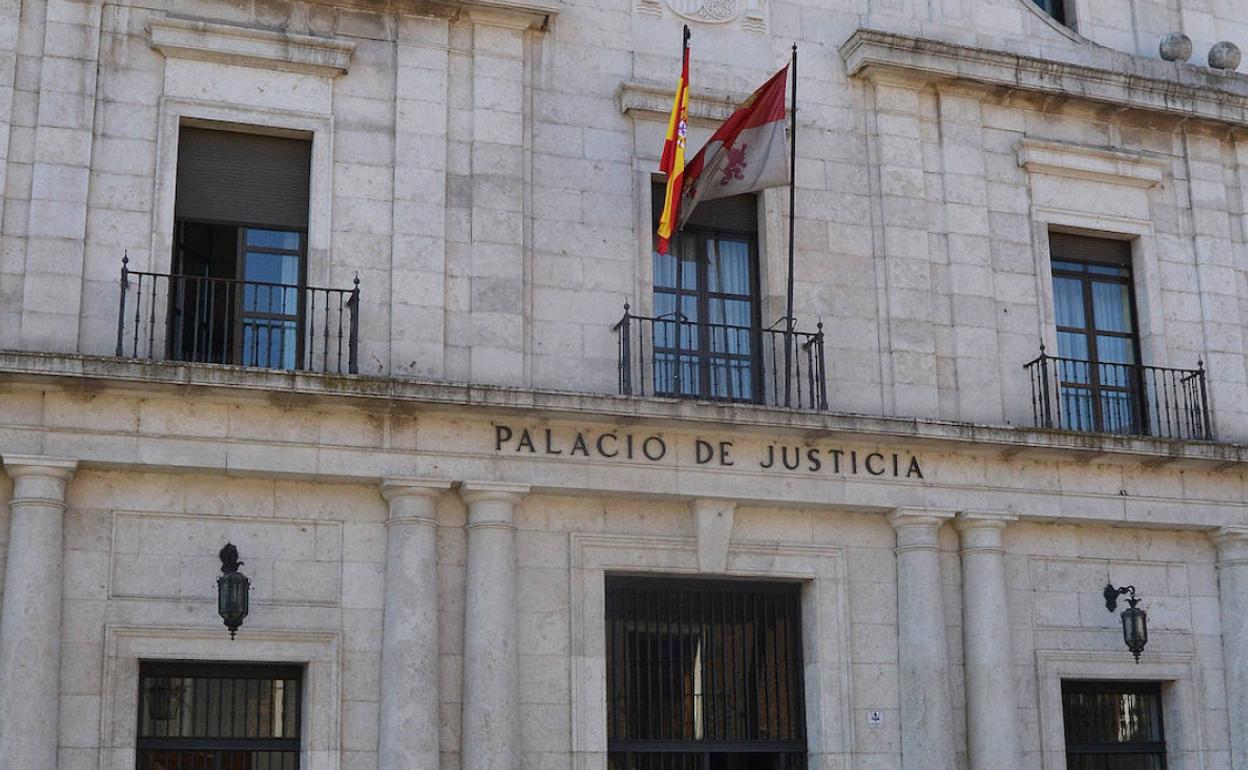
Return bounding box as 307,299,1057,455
146,676,180,721
1104,583,1148,663
217,543,251,640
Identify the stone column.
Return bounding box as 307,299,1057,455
956,512,1020,770
0,455,76,770
889,508,956,770
378,479,451,770
1213,527,1248,770
460,482,529,770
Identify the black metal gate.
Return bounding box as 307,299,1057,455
605,577,807,770
136,662,301,770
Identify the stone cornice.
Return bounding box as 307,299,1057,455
3,350,1248,470
148,17,356,77
839,28,1248,129
618,80,749,126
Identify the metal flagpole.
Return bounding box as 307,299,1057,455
784,43,797,408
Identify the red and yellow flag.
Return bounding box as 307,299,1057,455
656,28,690,255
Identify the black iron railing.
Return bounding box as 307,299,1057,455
613,304,827,411
116,256,359,374
1024,346,1212,440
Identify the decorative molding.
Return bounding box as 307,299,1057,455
839,27,1248,129
99,626,341,769
568,533,851,768
1018,139,1167,189
1034,649,1202,770
148,17,355,77
618,80,747,125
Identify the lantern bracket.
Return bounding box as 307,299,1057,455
1104,583,1137,612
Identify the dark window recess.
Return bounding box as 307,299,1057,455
651,182,763,402
1062,681,1166,770
173,127,311,371
137,661,302,770
1032,0,1066,24
116,125,359,374
605,576,807,770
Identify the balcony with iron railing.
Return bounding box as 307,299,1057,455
613,303,828,412
115,256,360,374
1024,345,1213,441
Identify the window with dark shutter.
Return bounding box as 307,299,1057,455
605,576,808,770
137,661,302,770
170,125,312,370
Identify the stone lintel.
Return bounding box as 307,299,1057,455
148,17,356,78
1018,139,1167,189
840,27,1248,130
619,80,750,127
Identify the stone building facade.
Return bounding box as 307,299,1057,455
1,0,1248,769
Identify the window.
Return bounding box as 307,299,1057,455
605,576,807,770
137,662,302,770
171,126,311,370
1032,0,1067,24
1050,233,1141,433
1062,681,1166,770
651,183,762,403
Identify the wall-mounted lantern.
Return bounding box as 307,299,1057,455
217,543,251,640
1104,583,1148,663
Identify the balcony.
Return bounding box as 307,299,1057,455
1024,346,1212,441
613,304,827,411
115,256,360,374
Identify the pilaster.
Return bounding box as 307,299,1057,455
1212,527,1248,770
888,507,956,770
377,479,451,770
0,455,76,770
459,481,529,770
956,511,1020,770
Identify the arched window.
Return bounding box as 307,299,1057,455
1032,0,1066,24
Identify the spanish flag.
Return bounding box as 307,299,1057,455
656,26,691,255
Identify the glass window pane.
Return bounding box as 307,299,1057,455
244,251,300,287
1052,260,1085,272
246,229,301,251
708,238,751,295
1056,331,1089,365
1096,336,1136,366
1091,281,1133,333
1053,277,1086,329
654,248,677,289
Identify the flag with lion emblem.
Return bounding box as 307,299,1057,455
678,64,789,229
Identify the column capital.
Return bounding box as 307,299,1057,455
956,512,1017,554
2,455,77,482
1212,527,1248,566
459,481,530,506
889,508,954,553
888,507,955,528
381,478,452,502
381,479,450,527
955,511,1017,530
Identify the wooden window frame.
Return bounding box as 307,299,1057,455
1050,237,1145,433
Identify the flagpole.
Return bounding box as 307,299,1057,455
784,43,797,408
